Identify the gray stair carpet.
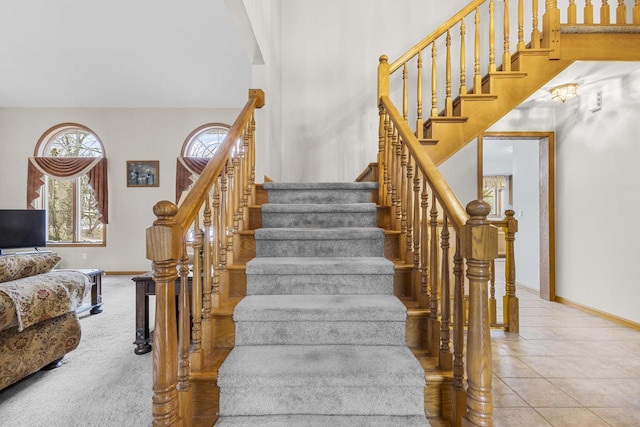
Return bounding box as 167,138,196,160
216,182,429,426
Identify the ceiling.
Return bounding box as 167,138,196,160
0,0,251,108
2,3,639,111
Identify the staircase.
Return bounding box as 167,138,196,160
216,182,429,426
146,2,640,427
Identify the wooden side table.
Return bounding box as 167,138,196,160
76,268,104,315
131,273,193,355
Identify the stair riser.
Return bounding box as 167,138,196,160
246,274,394,295
255,239,384,258
215,415,429,427
248,206,391,231
262,212,376,228
234,321,406,346
219,386,425,416
268,190,374,204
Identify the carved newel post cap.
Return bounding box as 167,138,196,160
379,55,388,63
153,200,178,224
505,209,515,217
466,200,491,219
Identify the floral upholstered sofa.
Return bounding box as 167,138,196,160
0,252,91,390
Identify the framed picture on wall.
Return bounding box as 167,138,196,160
127,160,159,187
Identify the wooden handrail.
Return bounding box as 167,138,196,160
379,94,467,231
390,0,486,73
174,89,265,234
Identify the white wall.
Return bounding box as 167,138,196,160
555,71,640,324
511,140,540,290
246,0,469,182
0,108,240,272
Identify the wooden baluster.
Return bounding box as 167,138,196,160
489,259,497,325
400,139,408,262
225,161,235,261
428,194,440,355
439,215,453,371
212,186,221,308
413,169,422,298
385,112,393,207
502,0,511,72
518,0,526,50
489,0,496,72
394,129,403,231
405,155,414,262
503,209,520,333
386,118,394,213
177,243,192,426
416,52,424,138
451,238,466,426
241,127,250,221
616,0,626,23
420,180,429,308
461,201,496,427
219,168,228,274
431,43,438,117
199,197,213,356
233,151,241,233
445,30,453,116
634,0,640,24
248,113,257,204
531,0,541,48
148,201,180,426
378,105,387,204
601,0,611,24
585,0,594,24
403,63,409,123
542,0,561,59
568,0,577,23
474,8,483,93
460,18,467,95
190,215,203,370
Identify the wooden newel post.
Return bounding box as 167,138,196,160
541,0,560,59
461,200,496,427
146,200,182,427
503,210,519,333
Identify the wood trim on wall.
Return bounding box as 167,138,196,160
478,131,556,301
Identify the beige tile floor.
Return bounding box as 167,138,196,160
490,260,640,426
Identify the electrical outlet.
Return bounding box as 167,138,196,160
81,253,87,260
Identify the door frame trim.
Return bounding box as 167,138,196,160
477,131,556,301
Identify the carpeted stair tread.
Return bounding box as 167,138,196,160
264,182,377,204
217,345,425,388
262,203,377,213
234,295,406,322
264,182,378,191
255,227,383,240
246,256,394,275
215,414,430,426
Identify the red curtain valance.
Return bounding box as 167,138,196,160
176,157,210,203
27,157,109,224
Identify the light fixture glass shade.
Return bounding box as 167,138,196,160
550,83,579,103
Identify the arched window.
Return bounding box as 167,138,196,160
175,123,230,202
28,124,108,245
182,123,230,157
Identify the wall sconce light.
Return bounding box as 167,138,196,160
549,83,579,103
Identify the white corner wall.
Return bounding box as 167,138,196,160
247,0,469,182
0,108,241,272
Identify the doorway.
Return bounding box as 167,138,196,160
477,132,555,301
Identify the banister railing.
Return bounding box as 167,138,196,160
379,1,640,425
146,89,264,426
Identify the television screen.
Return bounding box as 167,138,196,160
0,210,47,250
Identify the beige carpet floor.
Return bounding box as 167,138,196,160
0,274,153,427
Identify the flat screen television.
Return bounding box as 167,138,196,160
0,209,47,253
